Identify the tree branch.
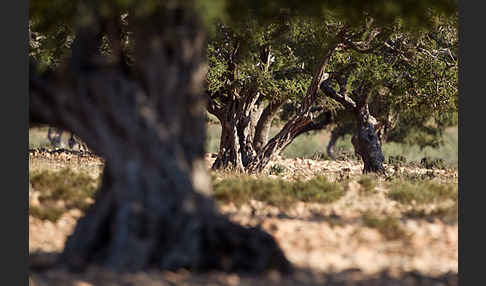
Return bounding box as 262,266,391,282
339,27,382,54
320,80,357,110
292,111,334,138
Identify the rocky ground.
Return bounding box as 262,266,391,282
29,149,458,286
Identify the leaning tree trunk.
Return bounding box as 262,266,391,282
30,4,290,273
351,88,386,173
351,110,386,174
207,29,347,174
246,38,342,173
320,78,386,174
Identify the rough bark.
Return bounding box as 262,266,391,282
211,85,261,170
211,103,245,171
244,26,385,172
320,79,385,174
207,28,348,173
30,4,290,273
352,104,386,174
246,37,342,173
253,100,284,152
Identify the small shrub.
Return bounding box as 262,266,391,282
335,149,360,161
29,168,100,222
269,164,287,175
404,203,458,224
420,157,446,169
393,169,437,182
388,155,407,165
357,174,378,194
29,205,65,222
362,212,408,241
387,180,457,205
213,175,346,207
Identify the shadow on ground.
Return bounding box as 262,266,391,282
29,252,457,286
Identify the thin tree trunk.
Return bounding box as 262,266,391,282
30,4,290,273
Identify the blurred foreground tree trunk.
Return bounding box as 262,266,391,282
29,2,290,273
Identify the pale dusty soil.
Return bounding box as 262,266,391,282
29,149,458,286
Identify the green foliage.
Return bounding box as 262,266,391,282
269,164,287,175
29,19,74,71
387,180,457,204
206,18,316,110
213,175,346,207
31,0,458,151
286,16,456,152
224,0,457,31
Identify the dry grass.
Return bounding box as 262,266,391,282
29,168,100,222
357,174,378,194
387,180,457,205
213,175,347,208
404,202,458,224
28,150,458,279
361,212,409,241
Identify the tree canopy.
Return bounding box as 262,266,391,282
204,5,457,172
29,0,458,273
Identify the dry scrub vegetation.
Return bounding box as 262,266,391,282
29,147,458,286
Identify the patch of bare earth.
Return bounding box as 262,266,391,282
29,151,458,286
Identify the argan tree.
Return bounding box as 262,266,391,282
206,17,338,172
30,0,290,272
320,13,458,172
321,14,458,160
206,4,457,173
29,0,457,273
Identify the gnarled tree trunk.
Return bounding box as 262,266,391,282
352,104,386,173
30,3,290,273
321,78,385,174
208,33,344,173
